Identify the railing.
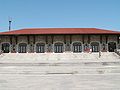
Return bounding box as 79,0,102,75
115,49,120,56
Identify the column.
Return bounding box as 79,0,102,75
45,35,48,53
100,35,102,44
88,35,91,49
9,44,12,53
33,35,36,53
64,35,66,52
82,35,84,52
88,35,90,44
99,43,101,52
9,36,12,53
106,35,108,51
16,44,18,53
34,44,36,53
51,35,54,53
82,44,84,52
0,36,1,52
15,36,18,53
27,44,30,53
117,35,119,49
117,35,120,49
70,35,72,52
51,43,54,53
27,35,30,53
100,35,102,51
0,43,1,52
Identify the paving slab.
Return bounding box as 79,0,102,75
0,52,120,90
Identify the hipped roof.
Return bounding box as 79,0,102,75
0,28,120,35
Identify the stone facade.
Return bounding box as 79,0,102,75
0,34,119,53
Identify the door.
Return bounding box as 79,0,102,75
19,43,27,53
91,42,99,52
108,42,116,52
2,43,10,53
36,43,45,53
73,42,82,53
54,43,63,53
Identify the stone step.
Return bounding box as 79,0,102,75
0,52,119,61
0,66,120,75
0,61,120,66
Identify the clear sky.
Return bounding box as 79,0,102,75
0,0,120,32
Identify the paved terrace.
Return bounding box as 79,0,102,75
0,52,120,90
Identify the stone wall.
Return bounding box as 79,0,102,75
0,35,119,53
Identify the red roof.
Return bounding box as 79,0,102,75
0,28,120,35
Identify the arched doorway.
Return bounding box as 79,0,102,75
108,42,116,52
54,42,64,53
73,42,82,53
36,43,45,53
18,43,27,53
91,42,99,52
2,43,10,53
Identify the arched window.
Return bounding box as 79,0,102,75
18,43,27,53
54,42,64,53
2,43,10,53
36,43,45,53
108,42,116,52
73,42,82,53
91,42,99,52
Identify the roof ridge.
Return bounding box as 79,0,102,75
20,27,96,29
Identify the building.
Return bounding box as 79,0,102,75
0,28,120,53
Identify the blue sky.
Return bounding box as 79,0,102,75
0,0,120,32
